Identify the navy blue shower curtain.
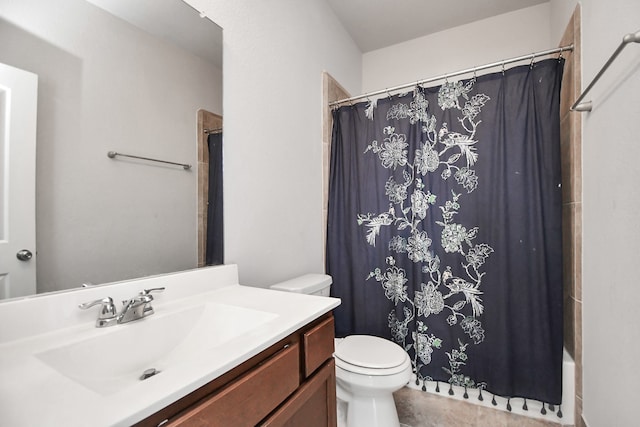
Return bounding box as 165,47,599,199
206,132,223,266
326,59,564,404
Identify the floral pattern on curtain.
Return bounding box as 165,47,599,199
327,59,564,405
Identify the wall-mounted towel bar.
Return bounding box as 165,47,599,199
107,151,192,170
571,30,640,112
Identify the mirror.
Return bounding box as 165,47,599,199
0,0,222,298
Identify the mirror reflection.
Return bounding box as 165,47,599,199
0,0,223,299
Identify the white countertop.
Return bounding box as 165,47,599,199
0,265,340,426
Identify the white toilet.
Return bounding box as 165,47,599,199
270,274,412,427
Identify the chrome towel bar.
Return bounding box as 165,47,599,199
107,151,192,170
571,30,640,112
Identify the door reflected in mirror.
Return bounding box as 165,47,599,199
0,62,38,298
0,0,223,299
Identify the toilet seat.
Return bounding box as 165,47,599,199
334,335,410,376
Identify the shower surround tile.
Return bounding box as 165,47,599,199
557,5,583,426
196,109,222,267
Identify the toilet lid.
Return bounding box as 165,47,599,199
334,335,407,369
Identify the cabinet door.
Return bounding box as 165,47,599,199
169,343,300,427
260,359,336,427
302,316,335,378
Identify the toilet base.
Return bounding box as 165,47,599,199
343,393,401,427
336,398,348,427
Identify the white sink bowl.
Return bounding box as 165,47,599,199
36,303,278,395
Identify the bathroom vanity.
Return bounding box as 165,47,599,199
139,313,336,426
0,265,340,426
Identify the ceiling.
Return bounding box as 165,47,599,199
86,0,223,67
326,0,549,52
84,1,548,66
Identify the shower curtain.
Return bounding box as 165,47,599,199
206,132,224,265
326,59,564,405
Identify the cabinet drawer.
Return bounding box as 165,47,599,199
302,316,334,377
169,343,300,427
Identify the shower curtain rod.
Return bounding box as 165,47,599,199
329,44,574,107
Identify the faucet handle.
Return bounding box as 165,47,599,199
141,287,165,296
131,287,165,304
79,297,117,320
139,287,164,316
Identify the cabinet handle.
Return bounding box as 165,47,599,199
257,342,293,367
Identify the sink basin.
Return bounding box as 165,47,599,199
35,303,278,395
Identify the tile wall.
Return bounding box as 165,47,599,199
197,109,223,267
558,6,584,427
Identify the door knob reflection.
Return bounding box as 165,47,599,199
16,249,33,261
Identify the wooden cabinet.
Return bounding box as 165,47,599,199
136,313,336,427
260,359,336,427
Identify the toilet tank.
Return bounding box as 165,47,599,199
269,274,332,296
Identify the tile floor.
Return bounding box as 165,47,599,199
394,387,566,427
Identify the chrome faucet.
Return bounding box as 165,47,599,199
79,287,165,327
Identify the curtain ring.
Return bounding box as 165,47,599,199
444,73,449,84
472,68,477,82
386,89,392,100
501,62,505,75
529,54,535,69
